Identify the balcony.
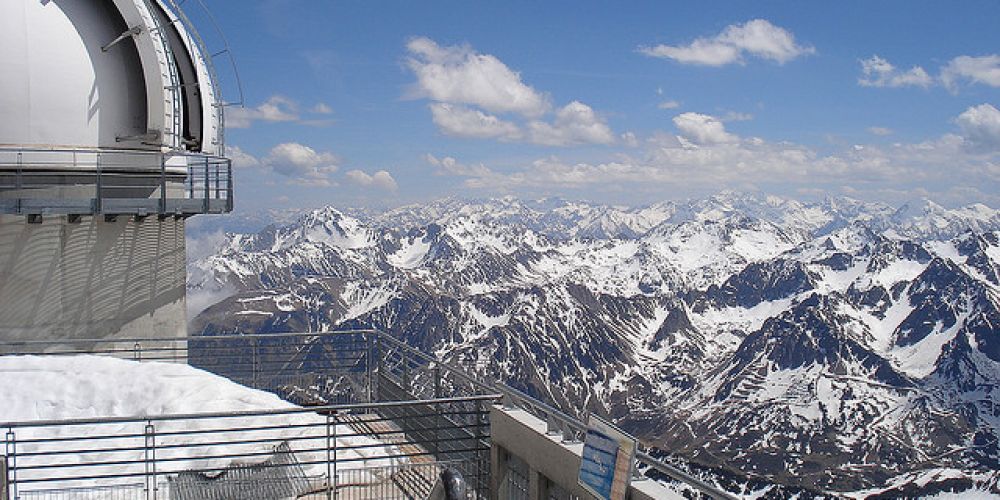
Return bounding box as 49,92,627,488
0,147,232,217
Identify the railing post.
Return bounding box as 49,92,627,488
214,159,221,199
226,159,233,212
203,156,210,212
433,365,442,458
159,154,166,213
4,429,15,500
14,152,22,215
144,422,158,500
365,333,373,404
134,342,142,361
251,337,258,389
94,152,102,213
374,335,382,402
477,399,488,499
325,414,333,500
332,415,339,498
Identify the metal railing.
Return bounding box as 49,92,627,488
0,330,738,499
1,395,495,499
0,147,232,216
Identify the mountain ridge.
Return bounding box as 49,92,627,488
188,192,1000,496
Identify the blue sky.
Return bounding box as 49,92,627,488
191,0,1000,212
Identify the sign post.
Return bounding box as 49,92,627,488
578,416,637,500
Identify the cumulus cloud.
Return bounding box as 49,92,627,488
429,106,1000,203
227,95,299,128
857,55,932,88
868,126,893,136
527,101,616,146
941,55,1000,90
227,146,261,168
955,103,1000,152
425,154,498,184
228,96,335,128
672,112,738,145
639,19,814,66
263,142,340,186
404,37,616,147
345,169,399,191
405,37,549,117
429,103,522,140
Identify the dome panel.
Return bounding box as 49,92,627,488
0,0,148,150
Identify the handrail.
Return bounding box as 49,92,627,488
0,394,501,429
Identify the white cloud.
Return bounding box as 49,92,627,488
404,37,617,147
639,19,814,66
227,96,300,128
426,154,496,179
528,101,616,146
227,146,261,168
868,126,893,136
405,37,549,117
228,96,336,128
658,100,681,110
955,103,1000,152
429,115,999,203
941,55,1000,90
311,103,333,114
857,55,932,88
621,132,639,147
263,142,340,186
345,169,399,191
429,103,523,140
672,112,738,145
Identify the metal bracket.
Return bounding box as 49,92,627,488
101,26,143,53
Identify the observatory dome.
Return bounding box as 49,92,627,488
0,0,222,155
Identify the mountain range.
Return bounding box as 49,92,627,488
188,192,1000,497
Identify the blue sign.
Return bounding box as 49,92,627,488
578,416,636,500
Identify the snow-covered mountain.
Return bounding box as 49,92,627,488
188,192,1000,496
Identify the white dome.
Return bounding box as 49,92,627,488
0,0,222,155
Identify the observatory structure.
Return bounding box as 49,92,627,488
0,0,233,342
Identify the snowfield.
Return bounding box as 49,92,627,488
0,355,398,492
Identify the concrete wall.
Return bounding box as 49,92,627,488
490,406,679,500
0,214,186,344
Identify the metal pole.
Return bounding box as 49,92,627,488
134,342,142,361
252,337,258,389
4,429,15,500
14,153,21,216
95,153,102,213
325,415,333,500
332,416,339,499
159,154,166,213
433,365,442,458
365,333,373,404
214,159,221,199
203,156,210,212
477,399,487,498
145,422,158,500
226,159,233,212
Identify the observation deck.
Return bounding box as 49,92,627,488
0,331,738,500
0,147,232,217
